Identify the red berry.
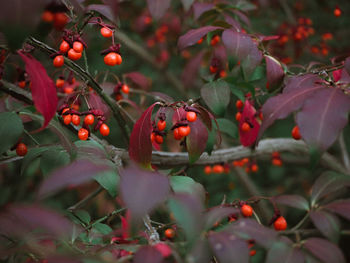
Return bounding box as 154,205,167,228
73,41,84,53
291,125,301,140
197,37,204,44
68,49,82,61
84,114,95,126
241,204,253,217
78,128,89,140
155,135,163,144
63,114,72,125
241,122,251,132
236,100,244,109
186,111,197,122
64,87,74,94
42,11,54,23
173,128,182,140
100,27,113,38
164,228,175,239
53,55,64,67
157,120,166,131
212,164,224,174
178,125,190,137
250,250,256,256
334,7,341,17
16,143,28,156
272,158,282,166
59,40,70,53
204,165,212,174
71,114,80,126
209,65,218,73
251,164,258,173
99,123,110,136
121,84,130,94
235,112,242,122
56,78,65,88
151,132,156,142
272,151,280,159
274,216,287,231
210,35,220,46
18,81,26,89
104,52,122,66
219,70,227,78
53,12,69,30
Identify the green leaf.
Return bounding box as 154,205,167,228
93,223,113,235
205,127,217,155
21,146,55,175
170,176,205,201
75,210,91,225
0,112,23,155
216,118,238,138
40,148,70,175
95,165,119,197
201,80,231,116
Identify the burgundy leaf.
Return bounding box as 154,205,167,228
259,74,325,138
193,3,215,19
129,103,159,166
172,107,186,124
296,88,350,151
186,119,208,163
18,52,58,131
310,210,340,242
134,246,163,263
239,100,260,147
194,104,213,131
178,26,222,50
213,45,228,66
88,92,111,119
0,204,74,238
147,0,171,20
120,164,170,218
228,219,277,249
125,72,151,90
265,55,284,89
266,240,305,263
204,206,239,229
200,80,231,116
208,232,249,263
304,238,345,263
38,159,111,199
324,199,350,221
272,195,309,211
86,4,115,22
181,50,205,88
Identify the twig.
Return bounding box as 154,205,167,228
85,208,126,230
143,215,160,244
67,186,104,211
339,132,350,172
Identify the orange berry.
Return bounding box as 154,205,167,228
210,35,220,46
100,27,113,38
78,128,89,140
235,112,242,122
250,250,256,256
155,135,163,144
241,122,251,132
104,52,122,66
251,164,258,173
164,228,175,239
204,165,212,174
209,65,218,73
219,70,227,78
151,132,156,142
212,164,224,174
178,125,191,137
334,7,341,17
42,10,54,23
53,12,69,30
197,37,204,44
173,128,182,140
73,41,84,53
186,111,197,122
242,158,249,165
121,84,130,94
68,49,82,61
16,142,28,156
274,216,287,231
56,78,65,88
64,86,74,94
291,125,301,140
53,55,64,67
241,204,253,217
84,114,95,126
272,158,283,167
59,40,70,53
272,151,280,159
63,114,72,125
157,120,166,131
18,81,26,89
236,100,244,109
99,123,110,136
71,114,80,126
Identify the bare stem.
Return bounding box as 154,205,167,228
67,186,104,211
339,132,350,173
143,215,160,244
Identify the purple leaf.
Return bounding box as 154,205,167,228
304,238,345,263
265,55,284,89
125,72,151,90
193,3,214,19
181,0,194,11
208,232,249,263
18,52,58,131
228,219,277,249
266,240,305,263
204,206,239,229
325,199,350,221
258,74,325,138
129,103,159,166
147,0,171,20
296,88,350,151
200,80,231,116
187,238,212,263
193,104,213,131
120,164,170,218
0,204,74,238
186,119,208,163
38,159,111,199
239,100,260,147
310,210,340,242
181,50,205,88
134,246,163,263
272,195,309,211
86,4,115,22
178,26,222,50
88,92,111,119
311,171,350,206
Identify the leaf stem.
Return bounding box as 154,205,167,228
339,131,350,173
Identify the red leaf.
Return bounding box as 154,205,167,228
186,119,208,163
88,92,111,119
304,238,345,263
181,50,205,88
147,0,171,20
134,246,163,263
129,103,159,166
310,210,340,242
125,72,151,90
178,26,223,50
239,100,260,146
18,52,58,131
325,199,350,221
272,195,309,211
259,74,324,139
265,55,284,89
296,88,350,151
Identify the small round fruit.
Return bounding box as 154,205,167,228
99,123,110,136
53,55,64,67
210,35,220,46
68,49,82,61
100,27,113,38
16,143,28,156
164,228,175,239
204,165,212,174
251,164,258,173
157,120,166,131
178,125,191,137
274,216,287,231
334,7,341,17
151,132,156,142
241,122,251,132
53,12,69,30
291,125,301,140
250,250,256,256
121,84,130,94
173,128,182,140
18,81,26,89
63,114,72,125
42,10,54,22
78,128,89,140
212,164,224,174
235,112,242,122
236,100,244,109
186,111,197,122
155,135,163,144
71,114,80,126
197,37,204,44
84,114,95,126
104,52,122,66
219,70,227,78
272,158,283,166
56,78,65,88
73,41,84,53
241,204,253,217
59,40,70,53
209,65,218,73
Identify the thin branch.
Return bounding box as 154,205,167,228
143,215,160,244
67,186,104,211
0,80,33,105
339,132,350,172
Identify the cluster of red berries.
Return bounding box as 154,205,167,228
233,158,259,173
58,106,110,140
113,82,130,101
41,7,69,31
55,73,77,94
291,125,301,140
248,240,256,257
310,33,334,56
197,34,220,46
235,99,263,132
204,164,230,174
209,57,227,78
271,152,283,167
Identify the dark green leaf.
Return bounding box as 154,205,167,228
0,112,23,155
216,118,238,138
201,80,231,116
